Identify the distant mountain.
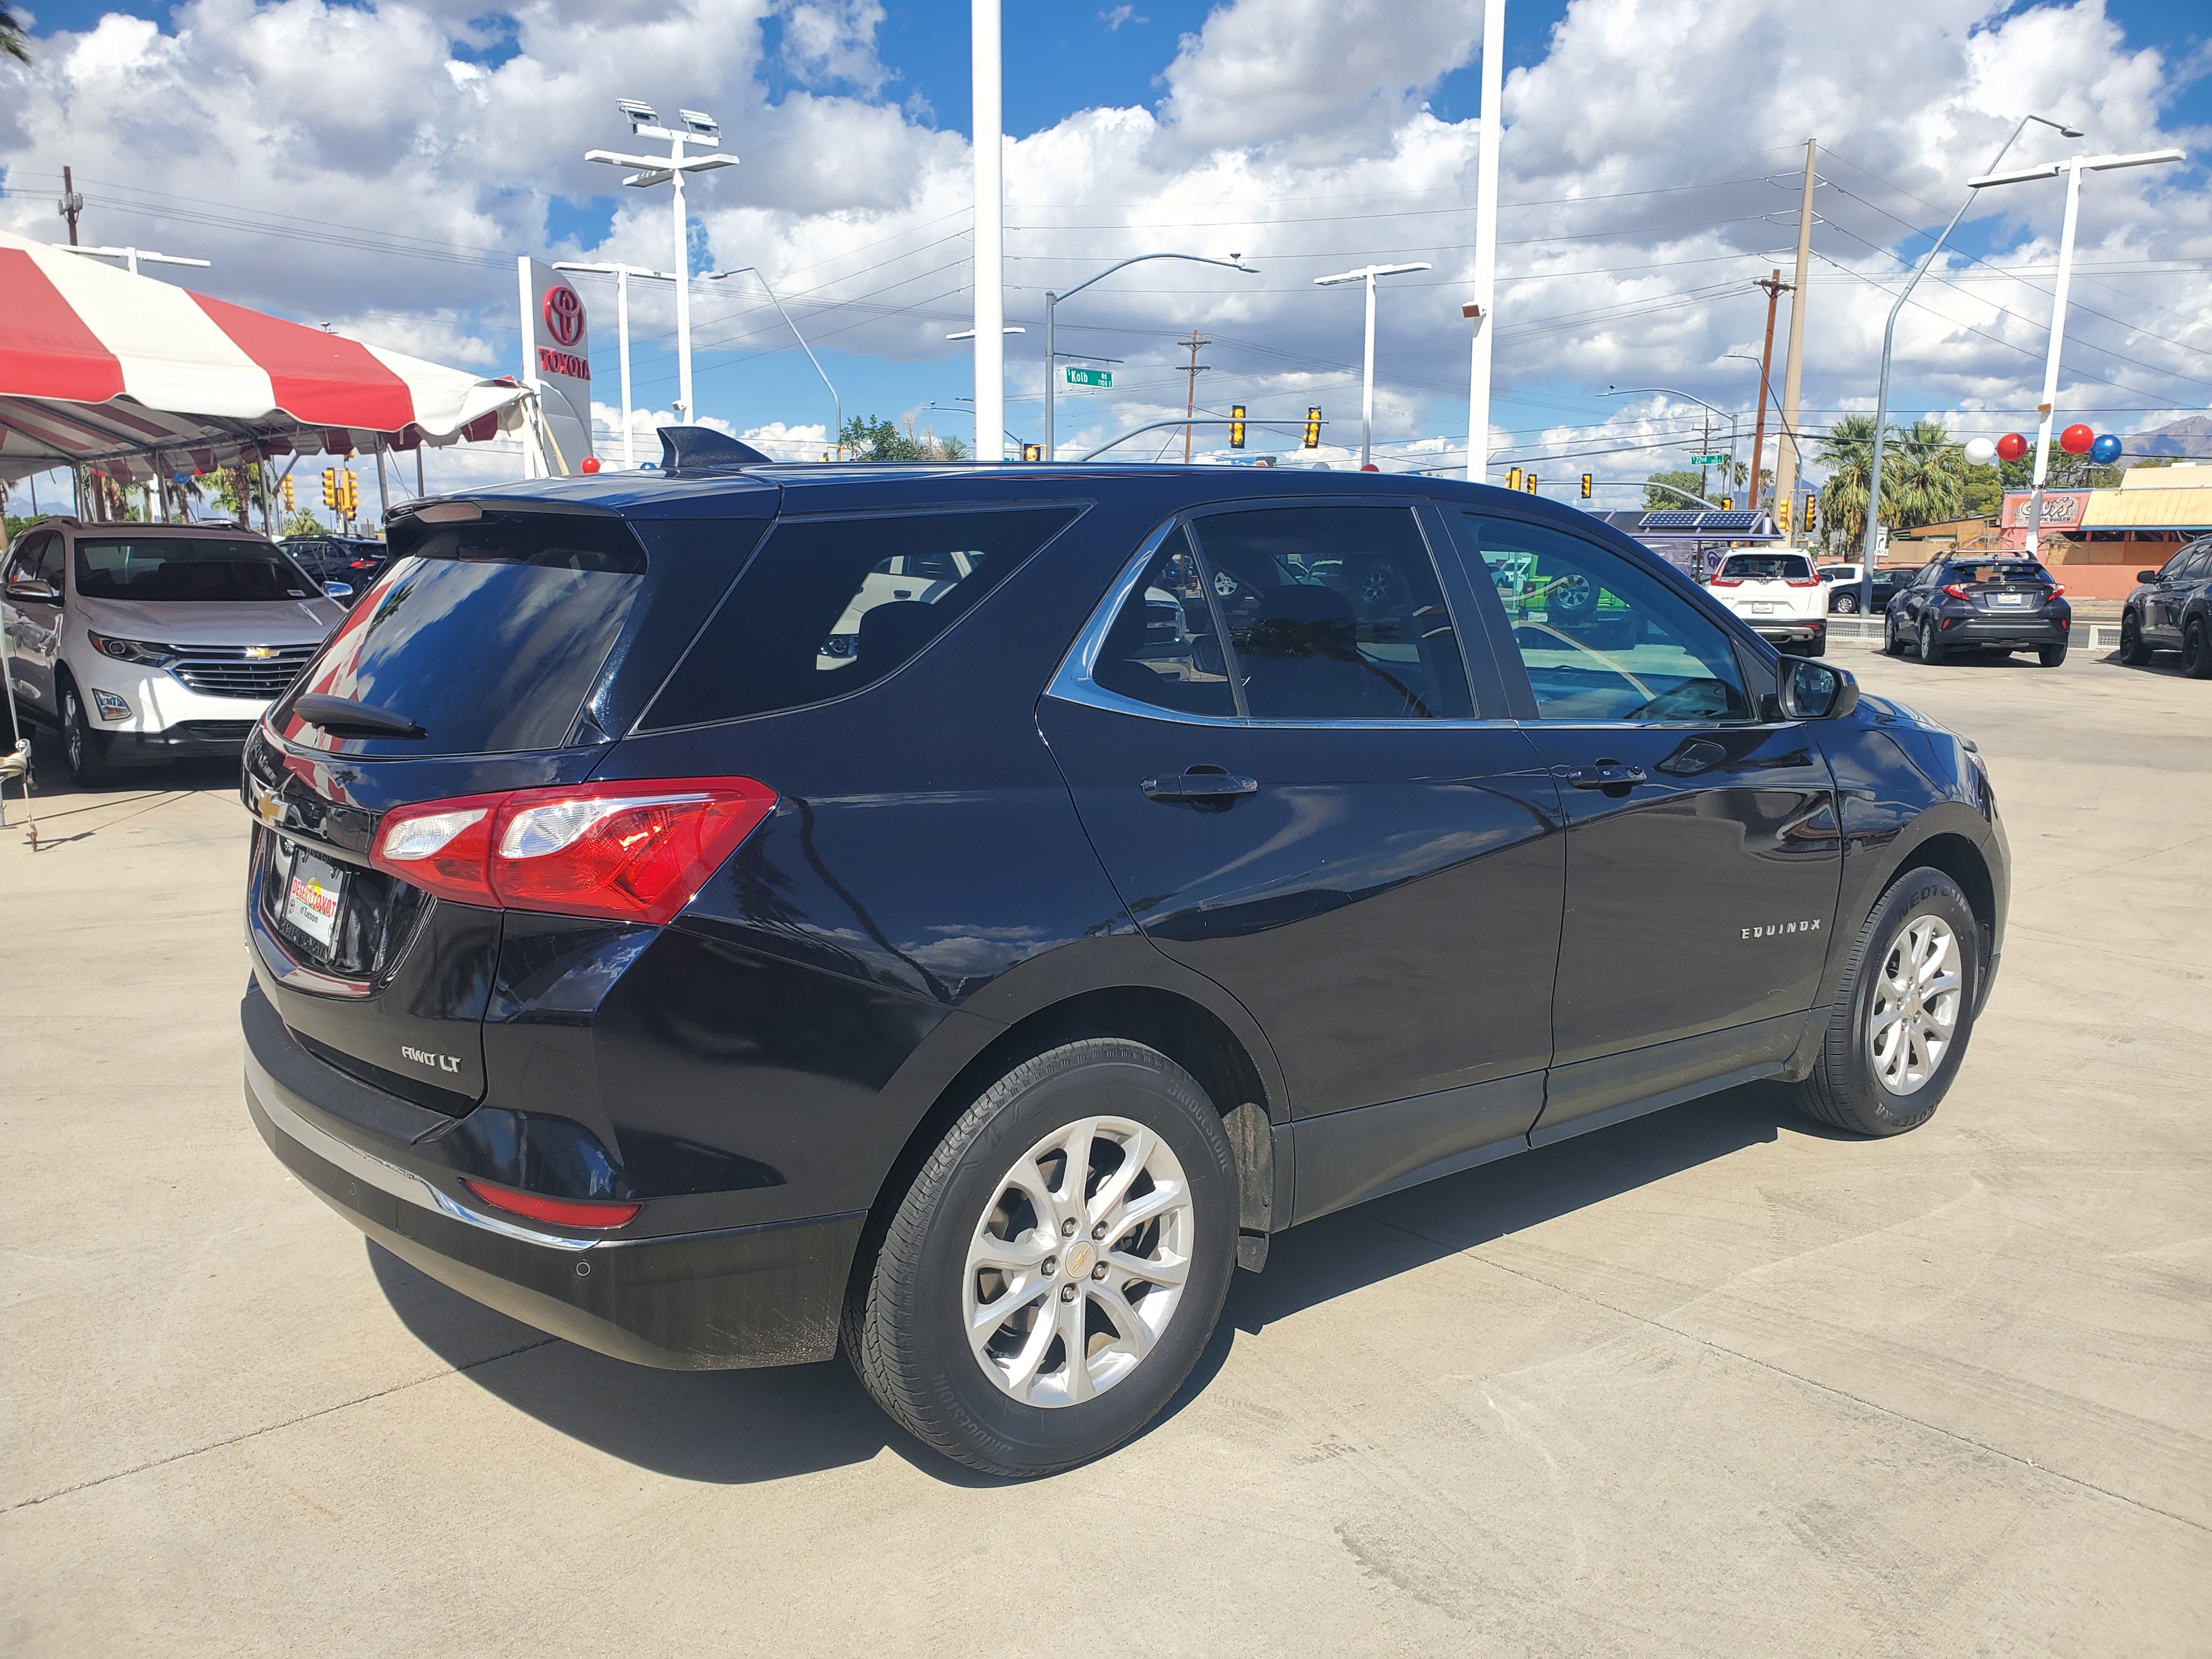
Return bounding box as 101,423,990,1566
2128,416,2212,460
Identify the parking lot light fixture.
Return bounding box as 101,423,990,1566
1041,254,1256,460
1965,145,2184,557
1314,262,1431,467
585,100,737,424
554,260,678,469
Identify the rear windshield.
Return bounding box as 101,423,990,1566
75,537,314,602
272,510,647,757
1718,554,1812,581
641,506,1079,727
1948,561,2052,585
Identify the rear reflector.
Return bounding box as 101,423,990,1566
371,776,777,924
462,1180,640,1229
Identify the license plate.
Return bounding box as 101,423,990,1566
1749,602,1776,614
1993,593,2028,607
284,851,346,950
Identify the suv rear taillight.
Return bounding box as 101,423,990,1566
1786,575,1821,588
1944,583,1974,600
370,777,777,926
1709,575,1743,587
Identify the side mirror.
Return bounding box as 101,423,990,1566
2136,570,2162,584
1779,658,1858,721
5,578,59,603
321,582,354,600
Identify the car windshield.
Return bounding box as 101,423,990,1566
75,537,314,602
1948,561,2051,585
1719,554,1811,580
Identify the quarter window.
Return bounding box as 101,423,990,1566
1194,506,1475,720
1088,527,1237,718
1465,515,1751,724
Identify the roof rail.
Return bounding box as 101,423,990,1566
656,425,774,473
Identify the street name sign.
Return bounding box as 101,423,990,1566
1062,365,1114,390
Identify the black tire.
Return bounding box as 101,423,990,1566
1832,591,1859,614
1883,614,1907,657
58,675,117,787
1916,617,1945,665
2185,618,2212,680
846,1039,1239,1477
1791,868,1980,1137
2038,642,2068,667
2117,610,2153,666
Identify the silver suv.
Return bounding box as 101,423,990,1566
2,518,346,785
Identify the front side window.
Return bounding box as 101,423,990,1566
74,537,314,602
644,506,1077,727
1466,515,1751,724
5,532,53,589
1193,506,1474,721
1088,527,1237,718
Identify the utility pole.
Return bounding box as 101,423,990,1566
1749,269,1789,511
1179,331,1211,462
58,167,83,245
1775,140,1818,539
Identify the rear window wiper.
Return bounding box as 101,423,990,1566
292,693,426,740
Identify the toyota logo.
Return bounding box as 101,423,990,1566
543,285,585,347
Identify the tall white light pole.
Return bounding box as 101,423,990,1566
972,0,1005,461
554,260,677,468
1970,146,2185,556
1465,0,1505,482
1316,262,1431,467
585,100,734,424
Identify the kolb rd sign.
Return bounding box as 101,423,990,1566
1061,365,1114,390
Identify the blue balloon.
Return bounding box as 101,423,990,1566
2089,433,2123,466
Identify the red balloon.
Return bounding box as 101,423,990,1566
580,455,601,474
1995,432,2028,462
2059,423,2094,456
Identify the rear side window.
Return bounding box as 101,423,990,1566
642,507,1077,727
273,510,648,757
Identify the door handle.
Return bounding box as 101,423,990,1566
1565,764,1647,790
1142,771,1259,805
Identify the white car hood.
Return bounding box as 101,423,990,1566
75,594,340,646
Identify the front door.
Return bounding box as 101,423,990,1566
2,529,64,716
2147,543,2209,645
1451,511,1842,1134
1039,505,1564,1131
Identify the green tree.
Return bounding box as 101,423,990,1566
839,414,973,463
1644,469,1709,510
1961,462,2004,519
280,509,325,538
1815,415,1880,553
1886,420,1968,528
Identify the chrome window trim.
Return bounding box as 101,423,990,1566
1042,515,1524,732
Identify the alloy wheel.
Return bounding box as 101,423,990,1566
962,1116,1192,1408
1867,914,1961,1097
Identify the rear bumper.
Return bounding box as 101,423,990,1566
244,994,862,1370
1944,616,2067,648
1750,619,1826,643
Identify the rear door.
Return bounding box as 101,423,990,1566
245,500,772,1113
1040,500,1562,1142
2149,544,2210,643
1448,510,1841,1138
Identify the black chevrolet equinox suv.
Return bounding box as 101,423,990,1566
241,428,2009,1475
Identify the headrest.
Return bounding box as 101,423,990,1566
1256,583,1353,627
856,599,945,667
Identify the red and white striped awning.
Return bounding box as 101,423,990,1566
0,229,528,484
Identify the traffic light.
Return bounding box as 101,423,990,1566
1580,473,1593,500
1303,407,1322,449
1506,466,1522,492
1022,443,1043,462
1228,405,1246,449
1720,496,1735,511
320,469,336,510
1778,497,1792,535
1526,473,1540,495
1803,492,1817,532
347,470,360,518
281,474,294,510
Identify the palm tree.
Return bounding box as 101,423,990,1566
2,8,29,63
1887,420,1968,528
1815,415,1879,552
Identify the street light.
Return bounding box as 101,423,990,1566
585,100,736,424
1602,385,1739,507
1315,262,1430,467
57,245,210,276
712,267,843,459
1862,115,2081,578
1040,253,1256,460
1966,145,2186,557
554,260,677,469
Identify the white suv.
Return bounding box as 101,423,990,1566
2,519,346,785
1707,550,1828,656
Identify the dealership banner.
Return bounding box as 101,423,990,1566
517,257,594,475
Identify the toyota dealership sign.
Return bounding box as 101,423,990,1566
518,257,594,475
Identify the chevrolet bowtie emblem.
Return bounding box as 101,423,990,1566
243,646,277,659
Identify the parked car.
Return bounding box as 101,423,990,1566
2,518,346,785
281,535,390,605
1815,562,1908,614
239,431,2009,1476
2118,538,2212,677
1706,550,1827,655
1883,555,2072,667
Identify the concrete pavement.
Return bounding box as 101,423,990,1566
3,642,2207,1657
